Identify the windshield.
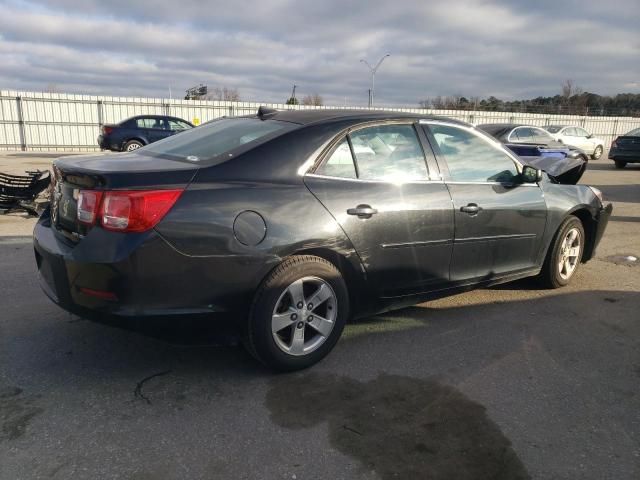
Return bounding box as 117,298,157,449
139,118,296,162
545,126,563,133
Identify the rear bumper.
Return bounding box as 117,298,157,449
608,151,640,163
33,213,259,320
97,135,121,152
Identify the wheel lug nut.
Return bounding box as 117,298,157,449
307,303,313,310
297,322,304,329
307,315,313,322
291,313,298,320
297,302,303,309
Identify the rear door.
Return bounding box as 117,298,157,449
148,117,171,142
421,121,547,282
305,122,454,296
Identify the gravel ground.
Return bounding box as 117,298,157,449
0,154,639,480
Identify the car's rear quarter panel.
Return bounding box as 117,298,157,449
154,124,369,313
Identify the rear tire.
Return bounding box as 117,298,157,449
124,140,143,152
614,160,627,169
591,145,603,160
539,216,585,289
245,255,349,371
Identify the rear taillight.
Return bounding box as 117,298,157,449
77,190,104,225
76,189,183,233
611,138,618,149
102,126,114,135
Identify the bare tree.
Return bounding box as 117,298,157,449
45,83,58,93
302,93,323,106
561,79,576,103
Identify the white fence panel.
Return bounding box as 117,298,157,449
1,89,639,152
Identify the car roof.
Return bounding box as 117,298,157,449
242,108,468,127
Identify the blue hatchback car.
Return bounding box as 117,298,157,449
98,115,194,152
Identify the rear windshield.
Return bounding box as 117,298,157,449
138,118,296,162
476,125,511,138
545,126,563,133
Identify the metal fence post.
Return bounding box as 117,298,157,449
164,103,170,116
16,96,27,151
229,104,234,117
97,100,104,128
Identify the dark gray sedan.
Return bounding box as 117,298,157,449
34,109,612,370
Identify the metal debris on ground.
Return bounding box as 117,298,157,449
0,170,50,216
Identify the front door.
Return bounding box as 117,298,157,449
305,123,454,296
422,122,547,282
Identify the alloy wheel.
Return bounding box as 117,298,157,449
558,227,581,280
593,146,603,159
126,143,141,151
271,276,337,356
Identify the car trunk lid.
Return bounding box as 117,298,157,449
51,152,198,241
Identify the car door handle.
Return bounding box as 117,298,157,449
347,205,378,219
460,203,482,215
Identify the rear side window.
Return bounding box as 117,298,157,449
429,124,518,183
626,128,640,136
136,118,165,129
316,124,428,182
350,124,428,181
316,139,357,178
140,118,296,162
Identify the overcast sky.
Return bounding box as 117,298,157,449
0,0,638,106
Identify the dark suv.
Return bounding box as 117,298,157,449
98,115,194,152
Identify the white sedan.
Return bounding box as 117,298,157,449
545,125,605,159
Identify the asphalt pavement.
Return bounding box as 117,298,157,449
1,157,639,479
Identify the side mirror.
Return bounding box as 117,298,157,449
522,165,542,183
587,134,593,139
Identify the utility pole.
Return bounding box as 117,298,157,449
291,84,297,103
360,54,390,107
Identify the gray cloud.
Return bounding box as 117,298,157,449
0,0,638,105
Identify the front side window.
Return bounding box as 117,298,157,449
574,127,589,137
139,118,296,163
429,124,518,183
168,120,192,132
348,124,428,181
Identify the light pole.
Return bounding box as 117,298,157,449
360,54,390,107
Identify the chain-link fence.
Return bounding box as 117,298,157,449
2,90,639,152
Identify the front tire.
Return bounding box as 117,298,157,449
591,145,603,160
245,255,349,371
615,160,627,169
539,216,585,289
